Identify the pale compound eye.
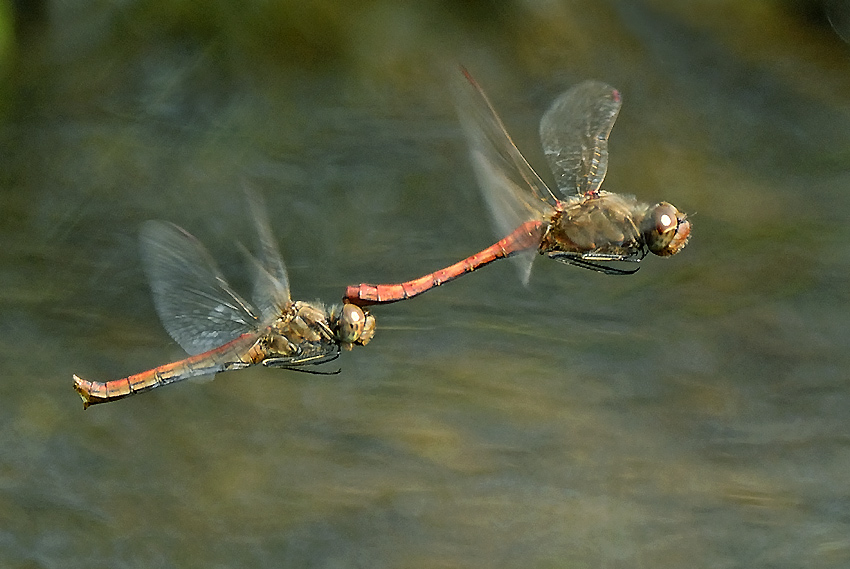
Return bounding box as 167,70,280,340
357,312,376,346
653,203,678,234
645,202,690,257
338,303,366,344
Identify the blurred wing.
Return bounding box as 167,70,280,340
243,188,291,322
539,80,622,197
140,221,261,356
455,69,555,283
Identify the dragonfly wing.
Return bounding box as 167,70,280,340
539,81,622,197
243,188,291,322
455,69,556,283
140,220,261,356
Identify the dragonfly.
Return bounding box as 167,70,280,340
344,70,690,307
73,196,376,409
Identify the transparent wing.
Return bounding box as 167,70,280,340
243,188,291,322
140,220,261,356
539,80,622,197
455,69,555,283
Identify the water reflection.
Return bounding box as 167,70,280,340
2,1,850,567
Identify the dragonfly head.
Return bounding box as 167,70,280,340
336,303,376,348
642,202,691,257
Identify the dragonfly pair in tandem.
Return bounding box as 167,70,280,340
74,70,690,408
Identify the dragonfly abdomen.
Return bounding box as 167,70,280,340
344,220,545,306
73,333,261,408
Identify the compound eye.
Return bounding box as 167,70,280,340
644,202,677,255
338,303,366,343
653,203,678,235
645,202,690,257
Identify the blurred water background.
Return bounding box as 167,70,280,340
2,1,850,567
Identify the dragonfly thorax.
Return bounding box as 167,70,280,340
540,192,647,258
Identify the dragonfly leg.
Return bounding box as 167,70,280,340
547,252,642,275
281,366,342,376
262,348,341,369
262,352,342,375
